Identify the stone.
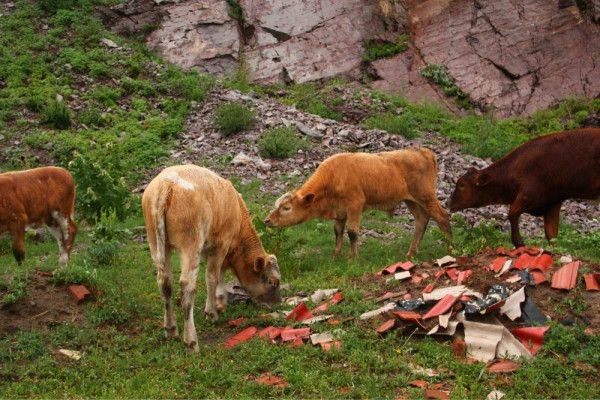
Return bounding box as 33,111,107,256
296,122,323,138
101,38,119,48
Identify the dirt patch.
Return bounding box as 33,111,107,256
0,274,86,337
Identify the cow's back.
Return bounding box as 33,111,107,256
501,129,600,200
0,166,75,226
153,165,243,251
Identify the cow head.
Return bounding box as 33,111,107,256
238,254,281,305
449,167,494,211
264,191,315,227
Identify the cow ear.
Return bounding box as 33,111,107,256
475,172,491,187
254,256,266,273
302,193,315,205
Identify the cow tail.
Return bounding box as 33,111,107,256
153,183,172,266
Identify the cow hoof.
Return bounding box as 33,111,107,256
164,326,180,340
184,341,199,353
204,310,219,322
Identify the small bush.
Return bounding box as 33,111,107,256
258,126,308,159
41,100,72,129
78,106,108,127
421,64,469,101
52,262,98,287
68,154,131,222
87,210,130,266
212,102,256,136
363,35,408,62
363,112,418,138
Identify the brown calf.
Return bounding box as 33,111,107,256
0,166,77,265
449,128,600,247
265,149,452,259
142,165,281,352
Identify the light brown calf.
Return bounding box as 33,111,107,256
0,166,77,265
142,165,281,352
265,149,452,259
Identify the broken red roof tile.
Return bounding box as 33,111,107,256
313,292,344,313
258,326,282,340
409,380,428,388
404,293,413,299
531,271,548,285
288,337,304,347
421,272,430,279
434,270,445,279
490,257,509,273
584,274,600,291
67,285,91,304
422,295,459,320
446,268,458,281
376,261,415,275
280,327,311,342
224,326,258,348
511,326,550,355
453,338,466,357
376,319,396,334
423,284,435,294
424,389,450,400
227,317,246,326
254,372,289,388
286,303,314,321
551,261,580,290
457,270,473,285
327,319,341,325
514,254,553,271
487,359,520,373
34,270,53,277
320,340,342,351
412,275,425,285
376,291,405,303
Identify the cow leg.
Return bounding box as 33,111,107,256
51,211,70,265
46,223,67,266
346,207,363,260
180,251,200,352
205,249,228,320
508,201,525,248
152,246,178,340
10,222,26,265
333,218,346,257
405,200,429,259
543,203,562,243
421,198,452,240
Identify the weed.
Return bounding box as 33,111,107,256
0,274,29,306
363,35,408,62
449,215,507,255
258,126,308,159
91,86,122,107
0,332,46,363
51,261,99,287
226,0,244,22
421,64,469,104
41,100,71,129
213,102,256,136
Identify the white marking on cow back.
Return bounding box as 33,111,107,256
162,170,196,191
274,192,291,208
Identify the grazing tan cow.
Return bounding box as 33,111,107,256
0,166,77,265
142,165,281,352
265,149,452,259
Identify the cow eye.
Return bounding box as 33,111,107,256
282,205,292,212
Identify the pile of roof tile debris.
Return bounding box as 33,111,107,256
363,246,600,363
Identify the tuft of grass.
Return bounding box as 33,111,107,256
41,100,72,129
257,126,308,159
363,35,408,62
420,64,468,100
212,102,256,136
362,112,418,138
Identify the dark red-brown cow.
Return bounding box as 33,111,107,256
0,166,77,265
449,128,600,247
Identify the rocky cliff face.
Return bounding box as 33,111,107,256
100,0,600,116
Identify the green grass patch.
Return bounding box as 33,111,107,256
363,35,408,62
212,102,256,136
362,112,418,138
257,126,309,159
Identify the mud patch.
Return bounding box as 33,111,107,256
0,274,85,337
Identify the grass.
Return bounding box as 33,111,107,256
363,35,409,62
362,112,418,138
257,126,309,159
1,181,599,398
212,102,256,136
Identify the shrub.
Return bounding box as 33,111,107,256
363,35,408,62
41,100,72,129
52,262,98,287
68,154,131,222
363,112,418,138
258,126,308,158
420,64,469,101
78,106,108,127
212,102,256,136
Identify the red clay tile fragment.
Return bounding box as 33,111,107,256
258,326,282,340
531,271,548,285
286,302,314,321
376,291,405,303
391,310,422,320
423,284,434,294
422,295,458,319
280,327,311,342
584,274,600,291
457,270,473,285
511,326,550,355
453,338,466,356
320,340,342,351
227,317,246,326
313,292,344,313
404,293,413,299
514,254,553,271
288,337,304,347
224,326,257,348
410,380,428,388
551,261,580,290
434,270,445,279
254,372,289,388
377,261,415,275
487,359,520,373
34,270,53,277
446,268,458,281
490,257,509,273
376,319,396,334
424,389,450,400
67,285,91,304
